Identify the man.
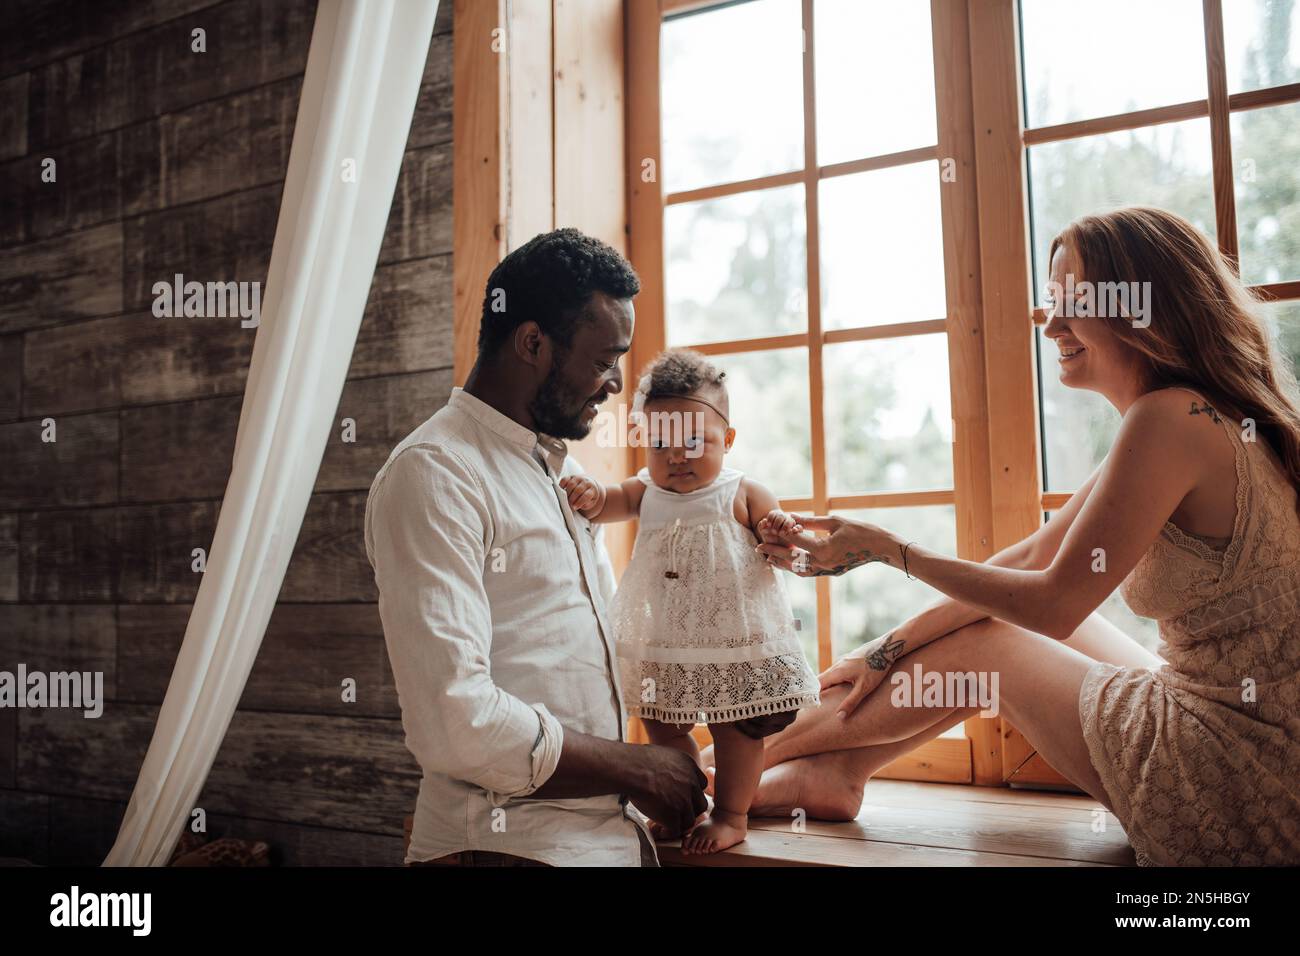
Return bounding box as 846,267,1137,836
364,228,791,867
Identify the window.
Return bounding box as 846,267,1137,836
1022,0,1300,495
623,0,1300,788
629,0,989,779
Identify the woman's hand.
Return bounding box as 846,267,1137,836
818,632,907,719
756,513,898,577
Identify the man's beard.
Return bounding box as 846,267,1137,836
529,354,601,440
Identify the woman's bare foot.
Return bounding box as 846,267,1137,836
681,808,748,854
749,751,868,821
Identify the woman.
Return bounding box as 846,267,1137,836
745,206,1300,866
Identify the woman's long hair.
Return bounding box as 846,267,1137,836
1050,206,1300,515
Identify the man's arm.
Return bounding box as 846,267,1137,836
369,447,706,828
368,446,563,802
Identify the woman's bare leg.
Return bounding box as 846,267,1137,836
705,612,1127,819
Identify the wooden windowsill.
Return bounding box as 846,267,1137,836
654,779,1137,867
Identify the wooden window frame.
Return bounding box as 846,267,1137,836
627,0,999,784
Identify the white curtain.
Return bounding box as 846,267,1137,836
104,0,441,866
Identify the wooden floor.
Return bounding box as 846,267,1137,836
656,780,1138,867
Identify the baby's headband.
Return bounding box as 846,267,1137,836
631,373,731,428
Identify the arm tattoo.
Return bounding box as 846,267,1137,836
865,634,906,672
807,549,892,576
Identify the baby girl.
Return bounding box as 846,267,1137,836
559,348,820,854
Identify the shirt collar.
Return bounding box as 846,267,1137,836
449,386,570,465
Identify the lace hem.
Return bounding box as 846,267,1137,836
630,692,821,725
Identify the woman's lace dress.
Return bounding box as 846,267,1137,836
611,466,821,724
1079,387,1300,865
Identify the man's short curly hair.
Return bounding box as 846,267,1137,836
639,348,729,417
477,227,641,356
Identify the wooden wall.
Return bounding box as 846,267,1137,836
0,0,455,865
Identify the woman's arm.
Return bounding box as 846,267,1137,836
761,391,1203,641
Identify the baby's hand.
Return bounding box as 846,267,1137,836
758,508,803,541
559,475,606,517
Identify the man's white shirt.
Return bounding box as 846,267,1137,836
363,386,656,866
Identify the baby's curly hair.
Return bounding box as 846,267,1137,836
637,348,730,419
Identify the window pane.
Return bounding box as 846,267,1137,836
783,574,820,669
820,161,946,329
814,0,936,165
1020,0,1207,129
1224,0,1300,94
716,347,812,498
1037,328,1121,491
1262,298,1300,378
661,0,804,194
831,506,955,658
1026,119,1216,295
824,334,953,495
664,185,807,347
1232,101,1300,286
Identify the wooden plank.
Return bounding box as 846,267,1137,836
157,75,300,208
19,507,119,602
507,0,554,248
316,369,456,492
349,255,456,379
118,602,398,719
203,811,408,866
120,370,452,503
1230,80,1300,112
665,169,805,207
1203,0,1238,265
1023,99,1209,146
451,0,507,383
26,0,315,150
408,32,454,150
0,710,14,789
0,0,225,78
0,333,20,420
823,319,949,344
0,411,118,509
120,395,241,502
117,500,220,602
745,794,1132,866
0,513,15,601
820,145,941,180
0,605,117,696
123,181,280,312
0,73,28,161
0,789,49,865
874,731,972,783
555,0,635,572
378,143,454,266
0,222,123,334
22,311,255,416
280,491,375,602
932,0,999,784
18,702,420,835
47,794,128,866
5,129,122,245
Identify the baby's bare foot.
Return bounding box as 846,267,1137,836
648,811,708,841
681,809,748,854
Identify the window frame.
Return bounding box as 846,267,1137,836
627,0,1000,784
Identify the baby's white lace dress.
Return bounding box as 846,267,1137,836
610,466,821,724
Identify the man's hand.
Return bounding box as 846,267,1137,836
733,711,796,739
626,744,709,834
558,475,606,518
